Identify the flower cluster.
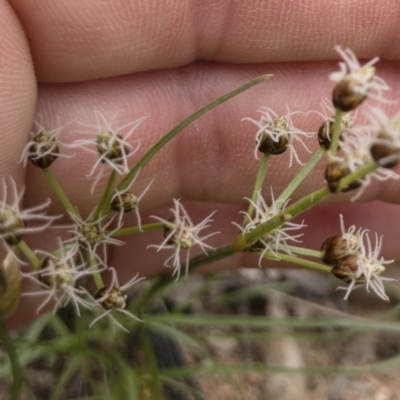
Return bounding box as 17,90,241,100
0,178,57,249
244,106,312,166
1,45,397,333
89,267,145,332
234,191,305,266
330,46,389,111
149,199,218,280
325,127,399,197
69,110,144,191
22,242,96,315
321,215,395,300
13,110,150,330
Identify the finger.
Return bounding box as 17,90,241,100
0,1,36,325
24,61,400,217
0,1,36,181
8,0,400,82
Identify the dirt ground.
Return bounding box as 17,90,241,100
2,267,400,400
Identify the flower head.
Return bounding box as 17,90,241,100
322,215,395,301
366,107,400,168
244,106,312,166
89,267,145,332
149,199,218,280
325,125,399,198
234,190,305,266
19,118,73,168
70,109,144,191
321,214,364,265
22,242,96,315
0,178,57,247
67,211,124,266
310,98,354,149
111,175,153,229
325,110,400,200
330,46,389,111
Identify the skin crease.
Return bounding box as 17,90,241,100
1,0,400,326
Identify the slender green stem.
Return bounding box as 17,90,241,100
90,257,104,289
277,147,325,204
110,222,164,238
42,168,78,216
78,248,104,289
263,251,332,273
93,170,118,221
0,321,23,400
117,74,273,192
244,154,270,226
283,245,323,258
329,108,343,155
17,240,40,270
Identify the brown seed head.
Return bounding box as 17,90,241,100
29,130,60,168
164,217,194,249
321,233,360,266
38,256,73,289
325,159,362,193
332,66,375,112
258,116,290,155
111,192,138,213
97,131,130,164
95,286,126,310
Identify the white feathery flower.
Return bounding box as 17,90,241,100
19,118,74,168
244,106,312,166
149,199,218,280
234,190,305,266
70,109,144,191
0,178,58,248
365,106,400,168
67,212,124,266
309,97,355,148
22,241,96,315
111,174,153,230
89,267,145,332
330,46,389,110
335,228,395,301
330,126,399,200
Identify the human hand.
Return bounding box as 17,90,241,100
2,0,400,326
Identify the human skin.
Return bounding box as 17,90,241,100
1,0,400,326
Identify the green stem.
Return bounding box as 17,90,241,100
110,222,164,238
93,170,118,221
90,257,104,289
283,245,323,258
0,321,23,400
17,240,40,270
329,108,342,155
117,74,273,192
263,251,331,273
78,248,104,289
42,168,77,216
244,154,270,226
277,147,325,203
